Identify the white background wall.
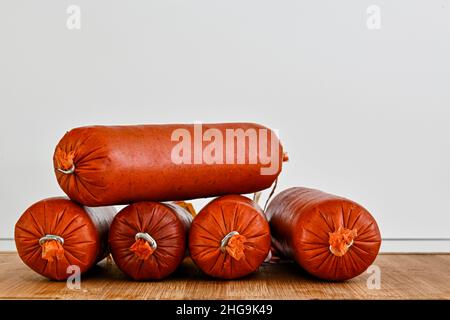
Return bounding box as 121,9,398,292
1,1,449,251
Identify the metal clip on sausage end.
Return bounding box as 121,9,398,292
220,231,240,253
329,240,354,257
57,164,75,175
39,234,65,245
135,232,157,250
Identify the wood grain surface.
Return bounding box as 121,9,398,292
1,252,449,300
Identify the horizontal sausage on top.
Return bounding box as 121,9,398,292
53,123,286,206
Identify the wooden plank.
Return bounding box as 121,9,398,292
0,252,449,300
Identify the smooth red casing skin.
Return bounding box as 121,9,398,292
109,202,192,280
266,187,381,281
54,123,284,206
189,195,271,280
14,197,116,281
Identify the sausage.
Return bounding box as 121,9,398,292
189,195,271,279
108,201,193,280
265,187,381,281
14,197,116,281
53,123,285,206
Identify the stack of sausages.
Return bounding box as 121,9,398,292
14,123,381,282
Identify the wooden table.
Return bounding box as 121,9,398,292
1,252,449,299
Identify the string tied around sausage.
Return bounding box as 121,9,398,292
254,151,288,210
130,232,157,260
328,226,358,257
263,177,278,212
39,235,65,263
55,148,76,174
220,231,247,261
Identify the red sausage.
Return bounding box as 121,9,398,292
14,197,116,281
109,202,192,280
266,187,381,281
53,123,285,206
189,195,271,279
